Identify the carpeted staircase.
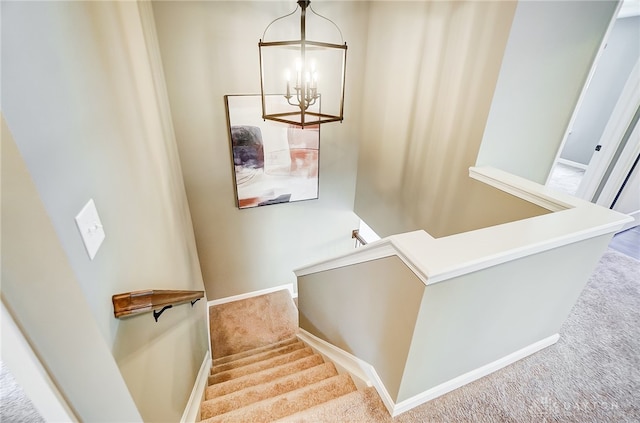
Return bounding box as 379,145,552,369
200,289,379,422
200,249,640,422
200,336,366,422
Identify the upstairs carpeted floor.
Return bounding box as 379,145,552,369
205,249,640,421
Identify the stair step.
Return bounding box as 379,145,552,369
201,373,357,423
211,341,306,375
209,347,314,385
213,337,300,367
210,289,298,358
206,354,325,400
273,387,390,422
201,362,338,419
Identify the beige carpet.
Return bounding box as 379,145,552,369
0,360,45,423
204,290,360,422
205,249,640,421
209,289,298,358
201,335,359,422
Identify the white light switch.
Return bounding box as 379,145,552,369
75,199,105,260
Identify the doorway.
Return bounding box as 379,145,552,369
547,7,640,199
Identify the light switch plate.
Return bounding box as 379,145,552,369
75,199,105,260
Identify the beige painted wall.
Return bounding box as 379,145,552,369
397,234,612,401
298,256,425,402
353,1,619,239
296,229,613,405
2,117,141,422
152,1,367,299
477,0,619,184
1,2,208,421
353,1,532,239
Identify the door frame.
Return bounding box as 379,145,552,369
574,58,640,202
596,116,640,231
546,0,623,190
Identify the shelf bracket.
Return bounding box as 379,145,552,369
153,305,172,322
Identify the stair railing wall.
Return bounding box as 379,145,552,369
298,255,425,402
295,166,632,416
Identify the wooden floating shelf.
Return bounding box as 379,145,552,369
112,289,204,319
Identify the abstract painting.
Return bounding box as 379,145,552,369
225,95,320,209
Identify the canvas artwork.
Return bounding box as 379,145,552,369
225,95,320,209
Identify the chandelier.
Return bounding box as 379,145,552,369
259,0,347,127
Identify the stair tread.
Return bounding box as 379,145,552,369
206,354,325,399
201,373,358,423
211,341,305,375
212,337,300,366
273,386,391,422
210,289,298,358
209,347,314,385
201,362,339,419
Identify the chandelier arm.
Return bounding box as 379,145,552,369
291,89,308,111
287,97,303,109
262,4,299,41
297,89,303,108
308,4,344,44
285,88,314,111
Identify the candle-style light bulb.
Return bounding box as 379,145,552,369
285,69,291,97
295,59,302,87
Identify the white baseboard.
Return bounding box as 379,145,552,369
298,330,559,418
296,330,374,391
296,329,397,415
393,333,560,416
180,351,212,423
207,283,296,307
557,158,588,170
